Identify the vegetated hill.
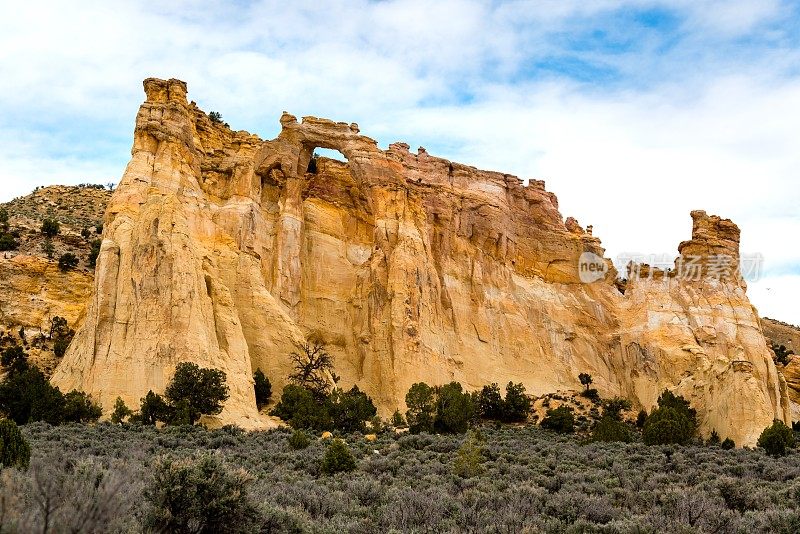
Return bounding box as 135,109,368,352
1,184,110,262
0,185,111,375
763,317,800,355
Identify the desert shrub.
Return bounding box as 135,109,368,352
540,406,575,433
327,385,377,433
111,397,133,424
0,208,8,229
406,382,436,434
164,362,229,425
707,429,721,445
1,345,28,376
208,111,224,123
0,366,65,425
502,382,531,422
391,410,406,428
434,382,474,434
88,239,101,268
0,233,17,251
757,420,795,457
138,391,172,425
288,430,311,450
272,384,331,430
721,437,736,450
41,238,55,259
253,369,272,409
478,383,504,419
581,388,600,403
453,431,485,478
95,223,103,234
636,409,648,428
81,227,91,239
58,252,79,272
321,439,357,475
592,416,633,442
642,390,697,445
61,390,102,423
603,397,631,419
0,419,30,469
144,454,259,533
53,337,70,358
41,218,60,238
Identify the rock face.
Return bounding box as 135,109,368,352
762,318,800,419
51,78,789,443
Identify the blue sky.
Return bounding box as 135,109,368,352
0,0,798,323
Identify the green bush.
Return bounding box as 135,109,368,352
453,431,485,478
0,366,65,425
434,382,474,434
288,430,311,450
0,233,17,251
501,382,531,422
327,385,377,433
62,390,102,423
88,239,101,268
391,410,406,428
138,391,173,425
707,430,721,446
0,419,30,469
477,383,503,420
253,369,272,410
757,420,795,457
581,388,600,403
272,384,331,431
405,382,436,434
721,437,736,450
642,390,697,446
1,345,29,376
58,253,79,272
144,454,258,533
540,406,575,433
0,208,8,230
164,362,229,425
592,416,633,443
41,218,60,238
41,238,55,259
636,409,647,428
321,439,357,475
111,397,133,425
53,337,70,358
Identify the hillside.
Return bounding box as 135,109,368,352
0,185,110,375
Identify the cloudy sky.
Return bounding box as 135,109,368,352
0,0,798,323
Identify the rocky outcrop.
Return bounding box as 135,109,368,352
762,318,800,419
51,78,789,443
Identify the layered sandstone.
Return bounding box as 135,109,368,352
51,78,789,443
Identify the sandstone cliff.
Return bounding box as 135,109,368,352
51,78,789,443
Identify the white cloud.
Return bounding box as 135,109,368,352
0,0,797,322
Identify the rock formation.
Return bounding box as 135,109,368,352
51,78,789,443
